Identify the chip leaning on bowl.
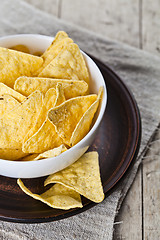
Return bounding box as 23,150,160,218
0,31,105,209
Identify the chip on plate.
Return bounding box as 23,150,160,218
45,151,104,203
0,148,28,160
0,95,20,116
0,47,43,87
17,179,82,210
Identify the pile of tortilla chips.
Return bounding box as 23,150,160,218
0,31,104,209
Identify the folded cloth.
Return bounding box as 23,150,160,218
0,0,159,240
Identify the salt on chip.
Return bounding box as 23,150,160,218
14,77,88,99
17,179,82,210
48,94,97,146
0,95,20,116
70,87,103,146
0,83,25,102
0,47,43,88
0,91,43,149
45,151,104,203
38,43,90,86
0,148,28,160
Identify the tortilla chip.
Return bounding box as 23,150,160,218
48,94,97,146
14,77,88,99
0,47,43,87
33,144,67,161
45,151,104,203
54,83,66,106
23,88,57,143
22,116,64,153
70,87,103,146
20,154,39,161
9,45,30,54
38,43,90,86
0,148,28,160
0,91,43,149
0,95,20,116
0,83,25,102
17,179,82,210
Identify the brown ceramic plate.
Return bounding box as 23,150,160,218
0,56,141,223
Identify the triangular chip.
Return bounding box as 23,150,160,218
70,87,103,146
0,83,25,102
23,88,57,143
45,151,104,203
23,84,66,152
48,94,97,146
38,43,90,86
17,179,82,210
32,144,67,161
0,95,20,116
0,148,28,160
0,47,43,87
0,91,43,149
14,77,88,99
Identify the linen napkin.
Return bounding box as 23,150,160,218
0,1,159,239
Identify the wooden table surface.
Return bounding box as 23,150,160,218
24,1,160,239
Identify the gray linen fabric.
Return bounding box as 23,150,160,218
0,1,159,239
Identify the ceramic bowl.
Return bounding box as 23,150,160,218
0,34,107,178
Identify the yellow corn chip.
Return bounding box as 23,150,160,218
45,151,104,203
9,45,30,54
0,148,28,160
48,94,97,146
70,87,103,146
23,84,65,153
22,116,64,153
0,83,25,102
54,83,66,106
14,77,88,99
23,88,57,143
0,91,43,149
33,144,67,161
0,95,20,116
51,31,69,44
17,179,82,210
0,47,43,87
38,43,90,86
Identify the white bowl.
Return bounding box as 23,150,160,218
0,34,107,178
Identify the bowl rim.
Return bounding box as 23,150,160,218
0,33,107,166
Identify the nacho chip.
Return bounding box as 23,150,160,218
0,83,25,102
0,47,43,87
38,43,90,86
70,87,103,146
9,45,30,54
0,148,28,160
45,151,104,203
48,94,97,146
54,83,65,106
14,77,88,99
17,179,82,210
0,91,43,149
0,95,20,116
33,144,67,161
22,116,64,153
